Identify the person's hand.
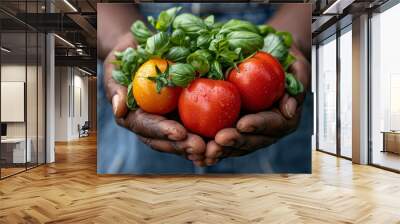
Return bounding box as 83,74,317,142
201,45,311,166
103,32,206,163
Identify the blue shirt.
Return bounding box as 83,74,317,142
97,3,313,174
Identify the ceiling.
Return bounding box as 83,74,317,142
0,0,392,73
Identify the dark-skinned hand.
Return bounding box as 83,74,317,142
201,44,311,166
103,33,207,164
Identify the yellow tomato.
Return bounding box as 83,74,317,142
133,58,181,115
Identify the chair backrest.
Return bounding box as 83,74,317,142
82,121,90,129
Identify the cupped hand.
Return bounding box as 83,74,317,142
103,32,206,162
202,44,311,166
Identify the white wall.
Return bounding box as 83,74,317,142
54,67,89,141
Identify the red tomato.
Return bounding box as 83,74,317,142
253,51,285,78
228,51,285,112
178,78,241,138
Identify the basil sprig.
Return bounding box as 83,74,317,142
148,63,196,93
165,46,190,63
285,73,304,96
226,31,263,55
112,47,150,110
155,7,182,31
113,6,305,106
187,49,213,75
145,32,170,57
131,21,153,45
173,13,207,37
169,63,196,87
219,19,259,34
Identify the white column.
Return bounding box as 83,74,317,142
46,32,55,163
352,14,369,164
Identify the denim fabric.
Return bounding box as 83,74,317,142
139,3,276,24
97,4,313,174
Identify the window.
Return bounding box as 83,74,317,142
317,35,337,154
370,2,400,171
339,27,352,158
0,1,47,179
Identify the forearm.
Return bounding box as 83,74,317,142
97,4,142,59
267,4,312,59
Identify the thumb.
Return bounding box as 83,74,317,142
279,94,297,119
112,89,128,118
104,51,128,118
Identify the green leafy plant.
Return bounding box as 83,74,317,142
113,6,304,113
173,13,208,37
219,19,259,34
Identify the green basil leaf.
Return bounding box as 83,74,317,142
219,49,239,66
112,70,130,87
189,40,198,52
156,7,182,31
169,63,196,87
187,49,212,75
145,32,170,56
219,19,259,34
209,35,229,53
277,31,293,48
173,13,207,36
204,15,215,27
121,48,138,76
285,72,303,96
282,53,296,71
262,33,288,63
147,16,156,28
171,29,187,46
197,33,212,49
114,50,124,60
226,31,264,55
126,82,137,110
212,21,224,29
112,60,122,67
136,45,150,63
258,24,276,37
208,60,223,80
234,48,244,61
165,46,190,63
131,21,153,45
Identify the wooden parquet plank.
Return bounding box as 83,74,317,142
0,134,400,223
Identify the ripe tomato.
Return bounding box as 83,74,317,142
253,51,285,78
133,58,181,115
179,78,241,138
228,51,285,112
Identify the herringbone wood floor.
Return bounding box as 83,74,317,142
1,135,400,224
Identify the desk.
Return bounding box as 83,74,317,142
382,131,400,154
1,138,31,163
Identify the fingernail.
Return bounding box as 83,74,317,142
242,125,255,133
167,127,186,141
285,98,297,119
112,95,120,116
